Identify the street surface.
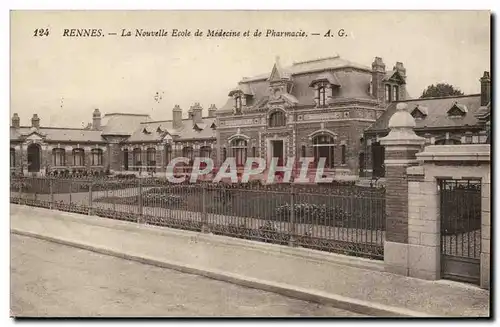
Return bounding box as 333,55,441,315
10,234,363,317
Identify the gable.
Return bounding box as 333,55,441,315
268,64,282,82
26,133,44,141
384,71,405,84
447,103,467,117
411,105,428,119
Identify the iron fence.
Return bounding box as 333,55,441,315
10,176,386,259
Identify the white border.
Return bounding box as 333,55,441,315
3,2,498,326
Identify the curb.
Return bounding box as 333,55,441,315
11,228,436,317
10,204,385,273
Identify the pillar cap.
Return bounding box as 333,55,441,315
380,103,425,146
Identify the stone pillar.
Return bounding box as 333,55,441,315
379,103,425,276
481,175,491,290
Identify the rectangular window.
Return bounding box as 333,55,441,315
393,85,399,101
385,84,391,102
301,145,306,158
252,146,256,157
91,149,103,166
52,148,66,166
318,87,326,106
341,145,346,165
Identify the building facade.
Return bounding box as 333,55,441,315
363,71,491,178
10,105,217,177
215,56,410,178
10,54,491,180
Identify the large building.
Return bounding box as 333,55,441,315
216,55,410,178
10,55,491,179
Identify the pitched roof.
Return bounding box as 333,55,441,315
241,56,371,83
309,72,341,87
101,113,151,136
127,117,216,142
366,94,483,133
10,126,104,142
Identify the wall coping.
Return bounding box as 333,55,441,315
416,144,490,163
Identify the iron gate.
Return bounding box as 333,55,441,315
439,179,481,285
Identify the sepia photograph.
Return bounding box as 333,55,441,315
9,9,491,318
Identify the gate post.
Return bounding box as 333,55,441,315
379,103,425,276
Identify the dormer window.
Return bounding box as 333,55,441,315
142,127,151,134
156,126,163,133
411,105,428,120
318,86,327,106
309,72,340,108
447,102,467,117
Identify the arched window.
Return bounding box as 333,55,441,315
341,145,347,165
200,146,211,158
182,146,193,161
72,148,85,166
146,147,156,166
91,148,103,166
312,135,335,168
52,148,66,166
230,138,247,166
269,111,286,127
318,86,327,106
133,148,142,170
10,148,15,167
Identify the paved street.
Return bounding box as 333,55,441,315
10,234,363,317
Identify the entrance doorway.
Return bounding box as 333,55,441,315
270,140,284,166
27,143,41,172
439,179,481,285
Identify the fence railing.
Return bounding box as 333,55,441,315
10,176,386,260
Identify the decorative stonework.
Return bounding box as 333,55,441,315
222,118,254,127
303,111,349,121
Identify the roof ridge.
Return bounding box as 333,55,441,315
398,94,480,102
104,113,150,117
14,126,98,131
292,55,341,66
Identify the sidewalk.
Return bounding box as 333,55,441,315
10,204,490,317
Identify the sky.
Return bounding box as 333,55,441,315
10,10,490,128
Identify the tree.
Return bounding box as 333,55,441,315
420,83,464,99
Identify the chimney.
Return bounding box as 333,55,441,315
31,114,40,128
393,62,406,79
92,108,102,130
208,104,217,118
480,71,491,106
11,113,20,128
393,61,407,101
172,105,183,129
190,102,203,124
371,57,386,103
